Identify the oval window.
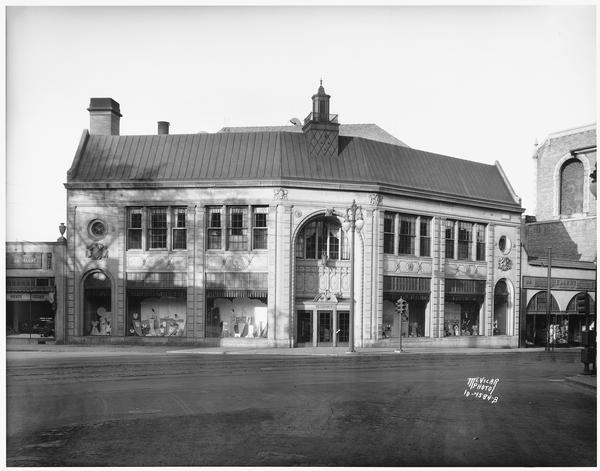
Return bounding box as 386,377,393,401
498,236,511,254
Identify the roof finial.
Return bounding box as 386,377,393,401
320,78,323,86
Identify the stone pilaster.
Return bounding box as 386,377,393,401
193,205,205,339
433,217,445,338
116,206,126,337
486,224,496,336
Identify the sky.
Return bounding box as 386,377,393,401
4,4,597,242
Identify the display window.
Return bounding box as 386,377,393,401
444,301,480,336
382,298,427,338
206,296,268,339
126,289,187,337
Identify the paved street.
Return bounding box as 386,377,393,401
6,348,597,467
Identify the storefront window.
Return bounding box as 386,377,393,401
84,272,112,336
444,302,480,336
206,296,268,339
127,289,187,337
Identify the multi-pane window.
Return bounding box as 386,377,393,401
127,208,143,250
207,207,222,250
228,207,248,250
148,207,168,249
398,215,416,255
172,208,187,250
475,224,486,261
296,219,347,260
445,220,455,259
127,206,187,251
420,218,431,257
457,222,473,260
252,207,268,250
384,212,395,254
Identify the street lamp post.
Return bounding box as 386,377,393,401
342,200,364,353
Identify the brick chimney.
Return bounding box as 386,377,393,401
158,121,170,135
87,98,122,135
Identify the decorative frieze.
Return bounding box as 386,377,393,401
126,253,187,270
444,262,487,278
205,253,268,272
384,257,432,275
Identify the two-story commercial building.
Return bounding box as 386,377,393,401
61,84,524,348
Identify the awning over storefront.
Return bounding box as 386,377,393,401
126,272,187,288
205,272,268,299
445,279,486,302
383,276,430,301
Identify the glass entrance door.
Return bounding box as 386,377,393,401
297,310,312,346
318,311,332,345
337,311,349,346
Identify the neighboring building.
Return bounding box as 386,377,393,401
521,124,597,347
61,84,524,347
6,236,67,342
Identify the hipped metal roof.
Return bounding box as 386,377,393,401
66,129,522,211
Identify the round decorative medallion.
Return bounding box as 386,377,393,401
88,219,107,239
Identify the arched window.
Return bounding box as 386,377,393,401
295,216,349,261
560,158,584,216
527,292,560,313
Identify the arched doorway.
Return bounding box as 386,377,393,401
293,213,352,347
83,271,112,336
525,292,559,346
493,280,510,335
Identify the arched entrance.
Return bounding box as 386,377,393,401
525,292,559,346
493,280,510,335
293,213,352,347
83,271,112,336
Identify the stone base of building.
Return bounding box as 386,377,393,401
365,335,519,349
62,336,290,348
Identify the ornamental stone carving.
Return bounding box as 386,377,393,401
86,242,109,260
498,257,512,271
369,193,383,206
273,188,288,200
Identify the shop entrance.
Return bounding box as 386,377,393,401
297,310,312,346
318,311,332,345
295,306,349,347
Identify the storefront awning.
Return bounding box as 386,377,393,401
206,289,268,299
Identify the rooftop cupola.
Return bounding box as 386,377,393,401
302,81,340,157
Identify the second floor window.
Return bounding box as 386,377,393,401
228,207,248,250
172,208,187,250
207,207,222,250
127,208,143,250
445,220,455,259
475,224,486,261
457,222,473,260
148,207,168,249
126,206,186,251
384,213,395,254
252,207,268,250
420,218,431,257
398,215,416,255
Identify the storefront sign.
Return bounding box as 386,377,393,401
6,252,43,269
523,276,596,292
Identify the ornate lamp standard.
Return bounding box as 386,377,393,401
342,200,364,353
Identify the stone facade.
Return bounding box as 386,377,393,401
59,87,524,348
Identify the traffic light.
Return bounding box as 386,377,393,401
395,297,409,320
576,292,589,315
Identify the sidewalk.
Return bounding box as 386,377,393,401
5,342,580,357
